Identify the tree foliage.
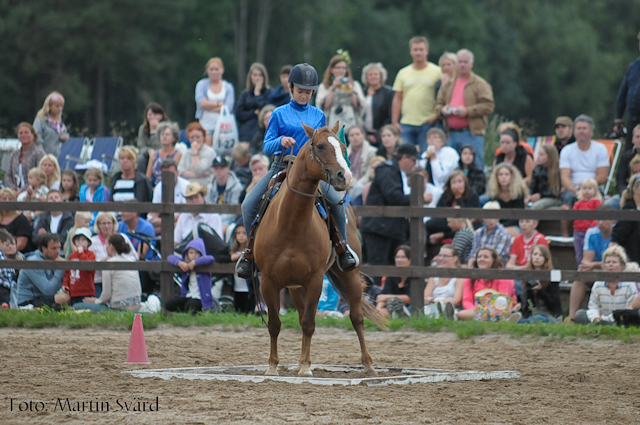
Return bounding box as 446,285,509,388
0,0,639,138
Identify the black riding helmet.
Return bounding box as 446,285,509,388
288,63,318,91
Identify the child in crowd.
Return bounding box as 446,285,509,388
458,145,485,196
166,238,215,313
17,167,49,202
337,273,381,317
62,228,96,306
572,178,602,264
79,168,111,204
520,245,562,323
526,144,561,209
38,154,62,190
229,223,253,314
60,169,80,202
506,219,548,270
65,212,93,258
0,229,17,305
468,202,512,267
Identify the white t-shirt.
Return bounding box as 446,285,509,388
559,141,610,187
152,176,190,205
174,212,224,245
49,214,63,233
186,272,201,299
200,85,226,131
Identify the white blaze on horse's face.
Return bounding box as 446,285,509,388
327,136,352,187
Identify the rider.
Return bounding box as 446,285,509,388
236,63,359,278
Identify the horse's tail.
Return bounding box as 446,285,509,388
326,270,389,331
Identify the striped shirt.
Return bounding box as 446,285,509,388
586,281,638,323
469,223,512,265
452,227,474,264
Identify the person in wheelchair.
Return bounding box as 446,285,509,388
236,63,359,278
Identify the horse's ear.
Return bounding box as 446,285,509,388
302,122,314,138
331,121,340,135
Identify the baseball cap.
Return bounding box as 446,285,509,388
555,116,573,127
212,156,228,168
72,227,93,246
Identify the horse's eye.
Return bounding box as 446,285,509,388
317,144,325,151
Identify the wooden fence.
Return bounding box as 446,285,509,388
1,171,639,315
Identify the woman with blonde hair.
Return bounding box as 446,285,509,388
38,154,61,190
0,188,35,253
316,51,365,129
111,146,153,203
90,212,137,297
435,52,457,98
360,62,393,144
195,57,236,146
33,92,69,155
487,163,529,237
235,62,271,142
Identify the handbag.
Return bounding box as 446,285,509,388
211,106,238,158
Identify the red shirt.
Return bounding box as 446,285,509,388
510,231,548,266
573,199,602,232
62,250,96,297
447,78,470,129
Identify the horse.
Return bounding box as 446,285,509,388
254,121,384,377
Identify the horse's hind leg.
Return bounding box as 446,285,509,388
261,279,281,376
297,277,323,377
336,269,377,376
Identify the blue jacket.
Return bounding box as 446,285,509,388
262,99,326,156
615,56,640,120
79,183,111,203
194,79,236,120
16,250,64,305
167,238,215,310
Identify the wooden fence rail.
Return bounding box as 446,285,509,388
1,171,639,314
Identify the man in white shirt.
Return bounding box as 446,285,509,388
32,190,74,249
174,182,224,246
148,159,190,234
559,114,610,235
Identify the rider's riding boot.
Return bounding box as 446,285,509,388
236,225,257,279
331,224,359,272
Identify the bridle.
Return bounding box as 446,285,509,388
285,128,336,199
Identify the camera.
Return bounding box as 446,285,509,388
340,77,349,84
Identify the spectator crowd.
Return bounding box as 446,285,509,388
1,33,640,326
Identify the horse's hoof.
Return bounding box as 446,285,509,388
265,368,279,376
364,367,378,377
298,368,313,377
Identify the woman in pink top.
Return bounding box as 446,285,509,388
458,246,519,320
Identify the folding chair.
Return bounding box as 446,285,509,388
59,137,88,170
87,137,124,174
528,135,555,162
595,139,622,195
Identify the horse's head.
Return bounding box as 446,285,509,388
302,121,352,191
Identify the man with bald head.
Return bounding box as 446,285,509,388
436,48,494,170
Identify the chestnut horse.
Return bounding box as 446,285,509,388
254,121,383,377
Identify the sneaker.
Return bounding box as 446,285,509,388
387,297,409,318
336,245,360,272
443,301,455,321
436,301,444,318
279,307,288,316
507,312,522,323
235,254,253,279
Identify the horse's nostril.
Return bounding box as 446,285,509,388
337,171,344,180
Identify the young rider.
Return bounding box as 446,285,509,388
236,63,359,278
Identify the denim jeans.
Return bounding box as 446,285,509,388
401,123,433,153
448,129,485,170
241,162,348,240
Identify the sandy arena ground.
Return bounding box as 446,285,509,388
1,325,639,424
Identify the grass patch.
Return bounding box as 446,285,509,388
1,309,639,342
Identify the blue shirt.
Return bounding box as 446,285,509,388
583,226,612,262
262,99,326,156
317,276,339,312
118,218,156,261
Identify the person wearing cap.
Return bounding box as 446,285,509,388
553,116,574,153
467,201,512,267
436,48,494,170
205,155,244,229
61,227,96,306
614,30,640,153
360,144,431,281
175,182,223,246
32,190,74,250
236,63,359,278
559,114,610,236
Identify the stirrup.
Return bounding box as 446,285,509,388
337,244,360,272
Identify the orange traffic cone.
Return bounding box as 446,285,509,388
126,313,150,364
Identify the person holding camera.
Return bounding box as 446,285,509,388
316,51,365,130
436,49,494,170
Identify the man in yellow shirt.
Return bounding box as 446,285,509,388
391,36,442,153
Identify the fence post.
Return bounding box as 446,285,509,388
160,171,176,310
409,173,425,317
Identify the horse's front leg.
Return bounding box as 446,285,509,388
261,279,281,376
288,286,307,373
297,277,323,377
